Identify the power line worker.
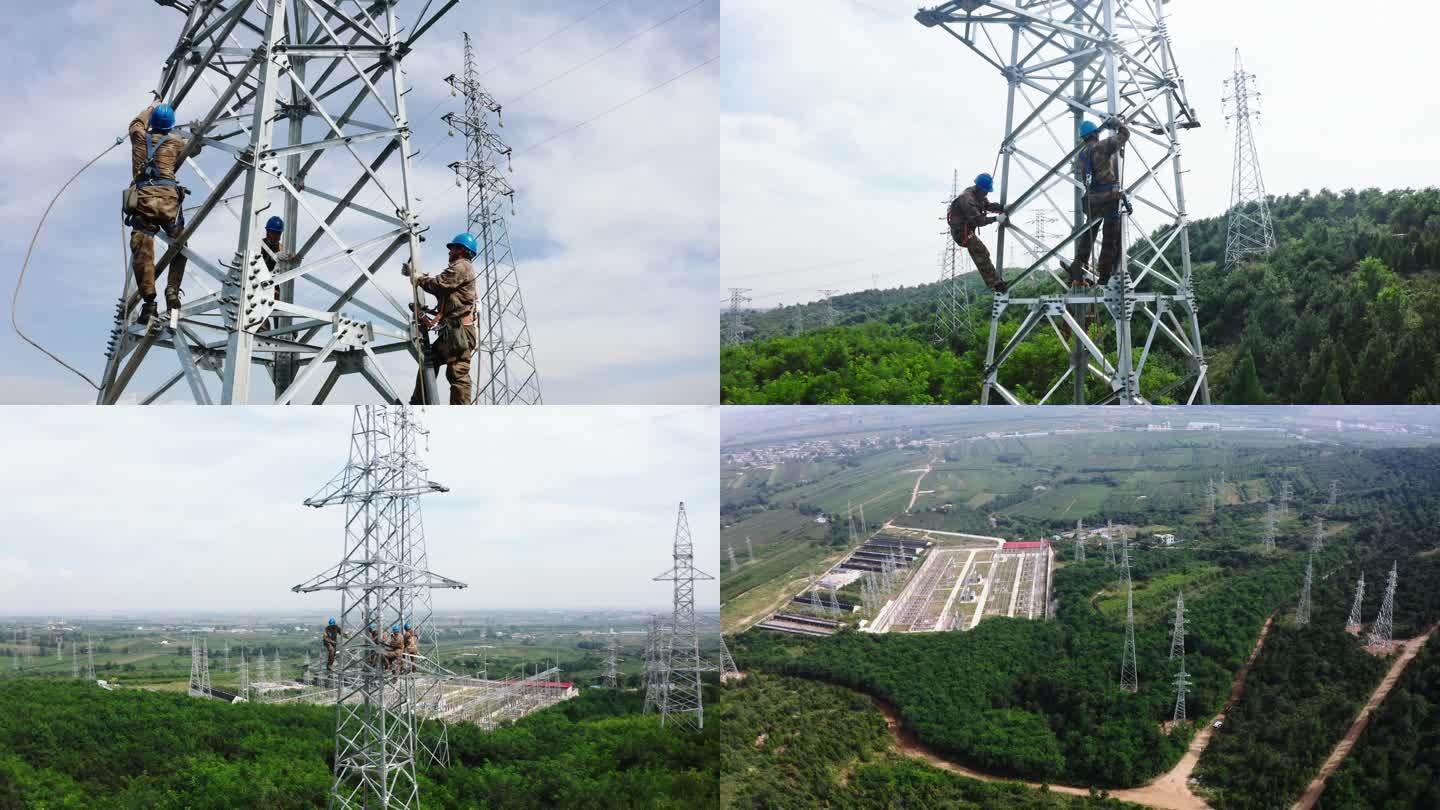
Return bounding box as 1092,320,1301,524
947,173,1009,293
258,216,290,333
403,233,479,405
322,618,340,671
403,623,418,673
366,622,383,671
125,102,198,323
384,624,404,674
1064,117,1130,288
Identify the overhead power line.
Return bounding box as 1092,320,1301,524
479,0,622,77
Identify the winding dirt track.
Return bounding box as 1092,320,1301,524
880,615,1276,810
1291,624,1438,810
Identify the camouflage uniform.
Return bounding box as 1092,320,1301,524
409,256,478,405
127,105,197,307
1070,120,1130,285
322,624,340,670
403,630,418,673
384,631,404,671
947,186,1006,290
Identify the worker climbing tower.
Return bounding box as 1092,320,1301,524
1221,48,1275,272
936,169,973,341
100,0,459,404
917,0,1207,405
654,502,714,732
292,406,467,809
443,32,542,404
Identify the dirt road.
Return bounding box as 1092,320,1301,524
879,614,1276,810
905,462,935,513
1291,624,1438,810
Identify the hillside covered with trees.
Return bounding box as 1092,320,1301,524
0,682,716,808
722,187,1440,405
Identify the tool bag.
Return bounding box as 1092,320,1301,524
435,314,476,360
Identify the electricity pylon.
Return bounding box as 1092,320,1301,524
1311,516,1325,553
1366,562,1397,652
239,651,250,701
817,290,840,328
601,629,619,689
292,406,468,809
100,0,457,405
1169,590,1186,660
719,634,740,681
746,536,755,562
642,615,667,714
727,545,738,571
725,288,752,345
1345,572,1365,633
1296,552,1313,627
917,0,1207,405
444,32,542,405
86,637,95,680
1119,536,1138,693
1221,48,1275,272
936,169,972,341
1328,480,1339,510
1262,503,1278,552
1279,480,1293,518
1206,478,1217,514
654,502,714,732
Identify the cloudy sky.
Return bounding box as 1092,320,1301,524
0,406,719,615
0,0,718,403
722,0,1440,307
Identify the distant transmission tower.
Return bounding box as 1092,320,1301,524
1296,552,1313,627
935,169,971,341
727,545,738,571
828,587,842,618
654,502,714,732
293,406,468,809
1366,562,1397,652
817,290,840,328
1262,503,1278,552
239,651,249,701
71,642,79,679
1328,480,1339,510
444,32,542,405
1221,48,1275,272
724,288,753,345
641,615,665,714
1279,481,1293,518
917,1,1208,404
1311,516,1325,553
223,641,230,673
1119,537,1138,693
86,637,95,680
1105,521,1117,567
1346,572,1366,633
1074,524,1086,563
601,629,619,689
1169,590,1186,660
746,536,755,562
719,634,740,681
1206,479,1217,514
791,308,805,336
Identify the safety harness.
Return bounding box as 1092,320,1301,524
125,131,186,234
1081,143,1130,221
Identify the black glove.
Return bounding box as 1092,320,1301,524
986,202,1003,212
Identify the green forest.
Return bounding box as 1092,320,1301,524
721,187,1440,405
0,681,717,809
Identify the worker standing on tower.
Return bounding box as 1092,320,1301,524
403,233,478,404
947,174,1008,293
1064,117,1130,288
322,618,340,672
125,101,198,323
402,623,418,673
383,624,405,674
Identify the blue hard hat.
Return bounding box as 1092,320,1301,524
974,173,994,193
1079,121,1100,139
391,624,400,633
446,232,479,258
403,623,411,630
265,216,284,234
150,104,176,132
327,618,336,626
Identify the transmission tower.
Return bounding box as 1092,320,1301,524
72,642,79,679
239,651,250,701
719,634,740,681
1220,48,1275,272
1345,571,1365,633
817,290,840,328
1172,659,1190,724
292,406,468,809
791,308,805,336
724,288,753,345
443,32,542,405
1262,503,1278,552
99,0,458,405
1074,528,1086,563
1206,478,1217,514
1296,552,1313,627
917,0,1207,405
859,504,867,534
85,637,95,680
936,169,973,341
1279,480,1293,518
1119,537,1138,693
1366,562,1397,652
1105,521,1117,567
828,587,842,618
1328,480,1338,510
746,536,755,562
601,629,619,689
224,641,230,673
273,649,283,682
654,502,714,732
641,615,665,714
1169,590,1186,660
1311,516,1325,553
727,545,738,571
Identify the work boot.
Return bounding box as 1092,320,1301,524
164,287,182,312
135,298,159,324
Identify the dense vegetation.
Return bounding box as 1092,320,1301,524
1193,626,1388,809
1320,633,1440,809
719,672,1142,809
722,187,1440,404
0,681,716,808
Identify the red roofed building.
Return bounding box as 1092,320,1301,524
1003,540,1049,550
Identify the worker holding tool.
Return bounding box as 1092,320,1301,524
384,624,405,674
403,623,419,673
322,618,340,672
1063,116,1131,288
403,233,479,405
947,173,1009,293
125,100,199,323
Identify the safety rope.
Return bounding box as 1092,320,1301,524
10,138,128,391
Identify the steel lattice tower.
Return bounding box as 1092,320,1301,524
292,406,468,810
1206,478,1217,514
1346,572,1365,633
817,290,840,328
1279,480,1293,518
71,642,79,679
917,0,1207,405
1366,562,1397,652
1169,590,1185,660
1221,48,1274,273
724,288,752,345
654,502,714,732
642,615,666,714
601,629,620,689
936,169,973,341
239,651,250,701
718,634,740,682
443,33,542,405
1262,503,1278,552
86,637,95,680
1328,480,1338,510
99,0,458,405
727,545,738,572
1311,516,1325,553
1297,552,1313,627
746,536,755,563
1119,536,1138,692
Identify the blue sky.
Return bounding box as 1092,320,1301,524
0,406,719,614
0,0,719,403
721,0,1440,307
